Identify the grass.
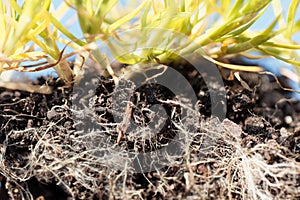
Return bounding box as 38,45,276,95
0,0,299,82
0,0,300,199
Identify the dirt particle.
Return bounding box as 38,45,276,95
284,115,293,124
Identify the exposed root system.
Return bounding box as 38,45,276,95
0,65,299,199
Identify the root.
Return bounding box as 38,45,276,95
0,78,299,199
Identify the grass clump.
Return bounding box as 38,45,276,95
0,0,299,81
0,0,300,200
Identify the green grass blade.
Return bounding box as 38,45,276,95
263,42,300,49
226,16,281,54
141,1,152,29
98,0,118,19
5,0,51,55
258,46,300,66
220,6,268,39
49,13,86,46
109,0,148,31
271,0,285,30
226,0,244,19
286,0,300,38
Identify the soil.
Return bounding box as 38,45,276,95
0,57,299,200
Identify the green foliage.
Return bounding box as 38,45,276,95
0,0,81,82
0,0,299,82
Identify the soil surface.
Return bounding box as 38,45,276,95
0,58,299,199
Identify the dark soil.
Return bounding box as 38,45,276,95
0,58,299,199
